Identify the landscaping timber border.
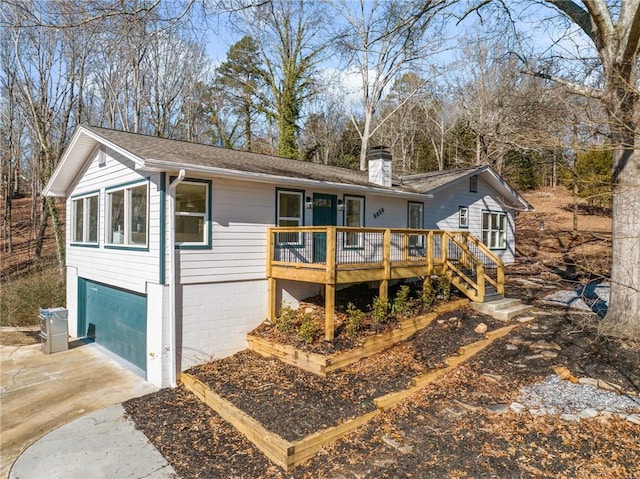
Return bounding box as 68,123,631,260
247,298,470,376
181,323,516,471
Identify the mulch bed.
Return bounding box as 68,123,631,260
250,282,464,355
123,303,640,479
185,306,501,442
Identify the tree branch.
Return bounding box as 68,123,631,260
521,68,604,99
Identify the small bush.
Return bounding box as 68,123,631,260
274,305,298,333
371,296,391,329
0,264,66,327
421,279,437,310
345,302,365,337
438,273,451,301
392,285,412,318
298,313,317,344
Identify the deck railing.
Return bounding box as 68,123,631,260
267,226,504,340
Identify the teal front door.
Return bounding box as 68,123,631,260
312,193,337,263
78,278,147,371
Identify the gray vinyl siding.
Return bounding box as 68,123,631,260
424,176,516,263
66,147,162,294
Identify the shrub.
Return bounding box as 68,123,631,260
371,296,391,329
0,264,66,327
421,278,437,311
438,273,451,301
298,313,317,344
274,305,298,333
392,285,412,318
345,302,365,337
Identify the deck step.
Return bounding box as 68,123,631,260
469,298,533,322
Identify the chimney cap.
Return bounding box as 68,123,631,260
367,146,392,161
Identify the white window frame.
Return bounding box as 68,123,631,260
482,210,507,250
459,206,469,228
276,189,304,245
175,180,210,248
344,195,365,248
71,193,99,245
408,201,424,248
106,181,149,248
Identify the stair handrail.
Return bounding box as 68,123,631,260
460,232,504,295
443,232,504,300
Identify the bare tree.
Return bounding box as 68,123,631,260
457,0,640,338
330,0,450,171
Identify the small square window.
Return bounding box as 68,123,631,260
459,207,468,228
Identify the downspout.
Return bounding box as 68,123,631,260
168,169,186,387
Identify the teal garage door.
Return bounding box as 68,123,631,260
78,279,147,371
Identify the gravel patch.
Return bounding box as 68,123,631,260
517,375,639,415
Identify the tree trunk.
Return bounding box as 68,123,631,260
600,72,640,339
34,197,49,260
600,148,640,339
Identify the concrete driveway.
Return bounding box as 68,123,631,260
0,339,159,478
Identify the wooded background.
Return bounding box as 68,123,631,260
2,1,638,336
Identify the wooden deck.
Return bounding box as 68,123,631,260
267,226,504,340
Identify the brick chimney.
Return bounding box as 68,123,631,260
368,147,392,187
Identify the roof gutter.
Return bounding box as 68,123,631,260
167,169,186,387
141,160,433,200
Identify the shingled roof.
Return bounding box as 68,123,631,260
85,126,405,191
44,126,532,211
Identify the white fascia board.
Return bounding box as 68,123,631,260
43,128,86,197
141,160,434,201
482,168,534,211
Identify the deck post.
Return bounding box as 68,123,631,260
268,277,277,321
325,227,337,341
380,229,391,301
441,232,449,274
427,231,434,274
266,228,276,321
477,263,486,302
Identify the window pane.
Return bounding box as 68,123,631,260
73,199,83,242
279,192,301,219
409,204,423,229
176,216,205,242
482,213,489,229
129,185,147,245
176,183,206,213
346,198,362,227
88,196,98,243
109,190,125,244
